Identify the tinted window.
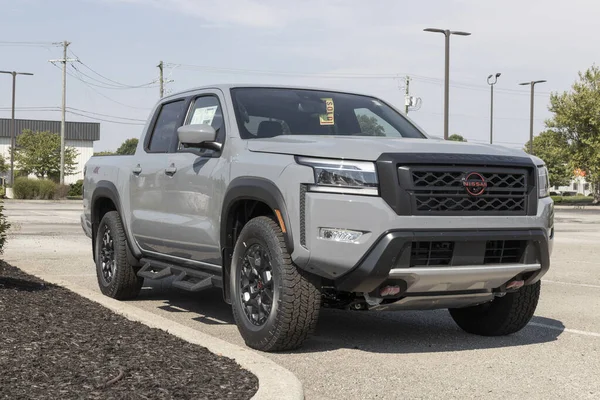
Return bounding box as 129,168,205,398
148,100,186,152
230,88,425,139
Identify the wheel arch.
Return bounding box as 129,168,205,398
220,177,294,303
91,181,141,264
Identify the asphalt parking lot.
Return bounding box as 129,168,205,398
3,200,600,400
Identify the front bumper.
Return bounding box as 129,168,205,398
294,193,553,295
334,229,549,294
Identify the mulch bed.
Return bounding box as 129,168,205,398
0,261,258,400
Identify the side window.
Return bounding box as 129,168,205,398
147,100,186,153
354,108,401,137
185,96,225,141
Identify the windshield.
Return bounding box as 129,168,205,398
230,87,426,139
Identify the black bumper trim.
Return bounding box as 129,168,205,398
334,229,550,293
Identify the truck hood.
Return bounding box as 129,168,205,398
247,136,530,161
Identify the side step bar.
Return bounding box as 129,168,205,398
137,258,223,292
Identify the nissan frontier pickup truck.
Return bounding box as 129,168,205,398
81,84,553,352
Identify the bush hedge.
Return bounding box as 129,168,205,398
551,195,595,204
0,199,9,254
68,179,83,197
13,177,57,200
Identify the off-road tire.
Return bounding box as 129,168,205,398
95,211,143,300
449,281,541,336
231,216,321,352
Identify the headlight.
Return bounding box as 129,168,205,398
538,165,549,198
296,157,378,195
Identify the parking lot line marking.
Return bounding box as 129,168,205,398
543,279,600,289
529,322,600,338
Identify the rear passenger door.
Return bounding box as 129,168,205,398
129,99,187,254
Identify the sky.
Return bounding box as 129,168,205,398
0,0,597,152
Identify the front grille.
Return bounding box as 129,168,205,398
408,168,528,214
484,240,526,264
410,241,454,267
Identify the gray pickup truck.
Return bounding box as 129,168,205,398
81,84,554,352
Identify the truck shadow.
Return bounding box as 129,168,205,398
137,282,564,355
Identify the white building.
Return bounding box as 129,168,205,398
0,118,100,184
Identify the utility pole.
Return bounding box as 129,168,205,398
424,28,471,139
519,80,547,154
404,76,410,114
487,73,501,144
0,70,34,185
49,40,76,185
158,61,164,98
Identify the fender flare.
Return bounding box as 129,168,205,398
91,180,142,260
220,177,294,303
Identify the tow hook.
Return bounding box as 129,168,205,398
506,280,525,290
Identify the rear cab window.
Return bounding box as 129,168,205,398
146,100,187,153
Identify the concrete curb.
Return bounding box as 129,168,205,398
34,276,304,400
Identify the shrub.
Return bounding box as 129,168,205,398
54,184,70,200
38,180,57,200
13,177,59,200
68,179,83,197
13,177,38,199
0,200,9,254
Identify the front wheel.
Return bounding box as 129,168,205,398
230,216,321,352
449,281,541,336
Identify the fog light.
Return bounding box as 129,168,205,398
319,228,363,243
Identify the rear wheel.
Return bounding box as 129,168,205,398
230,216,321,352
449,281,541,336
95,211,143,300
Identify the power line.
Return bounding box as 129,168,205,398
50,63,151,110
66,107,146,121
166,62,552,97
69,48,158,89
66,110,145,125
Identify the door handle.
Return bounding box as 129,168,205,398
165,164,177,176
132,165,142,175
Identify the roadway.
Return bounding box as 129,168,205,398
3,201,599,399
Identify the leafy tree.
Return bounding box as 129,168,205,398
116,138,139,155
357,115,385,136
546,65,600,201
13,130,78,181
448,134,467,142
524,130,572,187
0,154,8,174
94,151,115,156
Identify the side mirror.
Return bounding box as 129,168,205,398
177,124,221,151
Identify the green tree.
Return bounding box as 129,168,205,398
13,130,78,181
116,138,139,155
524,130,572,187
93,151,115,156
357,115,385,136
546,65,600,201
448,134,467,142
0,154,8,174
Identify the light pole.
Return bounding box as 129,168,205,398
424,28,471,140
0,70,34,185
487,73,501,144
519,80,546,154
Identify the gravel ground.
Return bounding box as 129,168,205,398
0,261,258,400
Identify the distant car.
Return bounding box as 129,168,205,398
549,191,562,196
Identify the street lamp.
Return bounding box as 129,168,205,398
519,80,546,154
0,70,34,185
487,73,501,144
424,28,471,140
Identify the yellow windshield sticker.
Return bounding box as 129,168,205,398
319,98,334,125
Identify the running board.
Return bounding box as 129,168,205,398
137,258,223,292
